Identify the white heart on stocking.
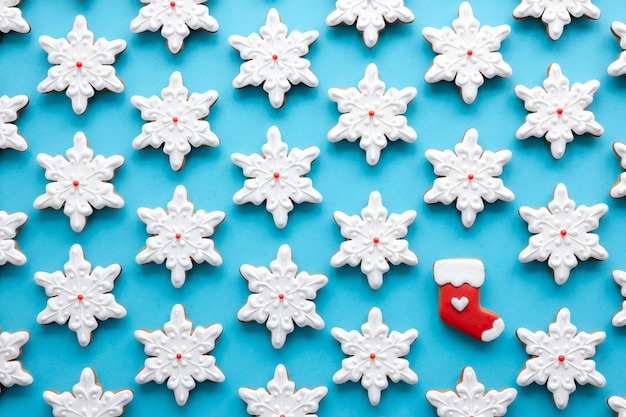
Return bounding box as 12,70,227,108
451,296,469,312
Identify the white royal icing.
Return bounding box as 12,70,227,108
0,328,32,393
609,22,626,76
610,142,626,198
37,15,126,115
135,304,225,406
237,244,327,349
229,8,318,109
514,63,603,159
426,367,517,417
136,185,225,288
328,63,417,166
331,307,418,406
0,95,28,152
433,258,485,287
232,126,322,229
424,128,514,228
609,395,626,417
0,0,29,35
34,244,126,347
331,191,417,290
239,364,327,417
326,0,414,48
0,210,26,266
44,368,133,417
130,0,218,54
516,307,605,410
33,131,124,233
513,0,600,40
519,183,608,285
131,71,219,171
611,270,626,327
422,2,512,104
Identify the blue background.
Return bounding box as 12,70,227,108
1,0,626,416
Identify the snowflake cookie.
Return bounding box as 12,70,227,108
332,306,418,405
426,367,517,417
38,15,126,115
131,71,219,171
239,364,327,417
609,395,626,417
516,307,605,409
44,368,133,417
34,244,126,347
609,22,626,76
611,270,626,327
424,128,514,228
0,328,32,394
328,63,417,166
514,63,603,159
238,244,327,349
232,126,322,229
33,131,124,233
422,2,512,104
135,304,225,406
518,183,608,285
0,210,26,266
326,0,414,48
0,94,28,152
229,8,318,109
130,0,218,54
0,1,29,36
513,0,600,40
331,191,417,290
136,185,225,288
610,142,626,198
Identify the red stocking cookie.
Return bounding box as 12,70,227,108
433,258,504,342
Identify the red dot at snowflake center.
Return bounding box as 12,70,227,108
278,293,285,300
370,353,376,359
272,54,278,60
75,61,83,68
560,229,567,237
467,174,474,180
558,355,565,362
368,110,375,117
72,180,79,187
175,233,182,239
466,50,473,56
279,415,285,417
373,237,380,244
273,172,280,179
77,294,84,301
176,353,182,360
556,108,564,115
170,1,176,7
172,116,179,123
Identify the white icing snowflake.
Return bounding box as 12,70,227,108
422,1,512,104
611,270,626,327
609,395,626,417
0,328,32,393
610,142,626,198
44,368,133,417
135,304,225,406
0,210,26,266
0,1,29,35
331,191,417,290
0,94,28,152
513,0,600,40
239,364,327,417
37,15,126,115
34,244,126,347
426,367,517,417
516,307,605,409
332,307,418,406
326,0,414,48
609,22,626,76
232,126,322,229
131,71,219,171
519,183,608,285
33,131,124,233
514,63,603,159
130,0,218,54
229,8,318,109
237,244,327,349
328,63,417,166
136,185,225,288
424,128,514,228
